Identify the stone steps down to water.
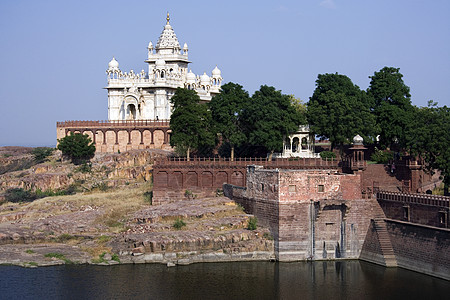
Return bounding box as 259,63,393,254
373,218,397,267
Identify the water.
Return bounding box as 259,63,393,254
0,261,448,300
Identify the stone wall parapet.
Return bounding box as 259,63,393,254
57,119,170,128
154,157,339,169
377,191,449,208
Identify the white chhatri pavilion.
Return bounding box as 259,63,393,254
105,13,223,121
274,125,320,158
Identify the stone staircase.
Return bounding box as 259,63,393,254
373,218,397,267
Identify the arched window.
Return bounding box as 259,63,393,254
127,104,136,120
292,137,300,153
285,137,291,150
301,137,308,150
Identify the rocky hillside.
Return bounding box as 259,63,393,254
0,147,273,267
0,147,168,201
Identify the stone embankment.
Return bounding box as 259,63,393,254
114,197,274,264
0,195,274,267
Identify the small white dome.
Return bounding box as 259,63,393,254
148,41,153,49
183,43,188,50
212,66,221,76
200,72,210,83
155,58,165,67
353,135,364,145
186,70,196,83
108,57,119,70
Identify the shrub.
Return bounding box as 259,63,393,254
111,253,120,263
55,233,76,242
143,191,153,205
263,232,273,240
32,147,54,163
75,162,92,173
173,218,186,230
320,151,336,160
57,133,95,165
184,189,194,200
91,182,109,192
4,188,36,203
247,216,258,230
25,249,35,254
44,252,65,259
97,235,112,243
44,252,73,264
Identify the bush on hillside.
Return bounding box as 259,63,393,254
247,216,258,230
4,188,36,203
32,147,54,163
57,133,95,165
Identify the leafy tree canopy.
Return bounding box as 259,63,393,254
307,73,376,150
368,67,415,149
406,102,450,193
243,85,305,158
170,88,215,158
57,133,95,164
209,82,250,160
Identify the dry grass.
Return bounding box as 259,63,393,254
81,245,112,259
10,184,150,224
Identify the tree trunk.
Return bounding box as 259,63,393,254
231,146,235,162
186,147,190,161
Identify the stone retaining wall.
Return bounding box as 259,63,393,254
386,219,450,280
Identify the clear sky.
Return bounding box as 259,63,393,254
1,0,449,147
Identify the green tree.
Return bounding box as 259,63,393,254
368,66,415,149
209,82,249,160
307,73,376,150
288,94,307,116
57,133,95,164
32,147,54,163
170,88,215,159
407,102,450,194
244,85,305,159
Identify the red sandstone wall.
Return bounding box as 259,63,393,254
386,220,450,280
225,168,381,261
378,200,447,227
153,167,247,205
278,170,343,202
361,164,402,192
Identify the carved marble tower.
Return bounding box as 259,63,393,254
105,13,223,121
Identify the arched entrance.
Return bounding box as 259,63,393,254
127,104,136,120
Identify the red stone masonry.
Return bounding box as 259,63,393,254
152,158,340,205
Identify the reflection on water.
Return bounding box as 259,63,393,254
0,261,448,300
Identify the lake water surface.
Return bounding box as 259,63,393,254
0,261,448,299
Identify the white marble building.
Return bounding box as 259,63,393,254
274,125,320,158
106,13,223,121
